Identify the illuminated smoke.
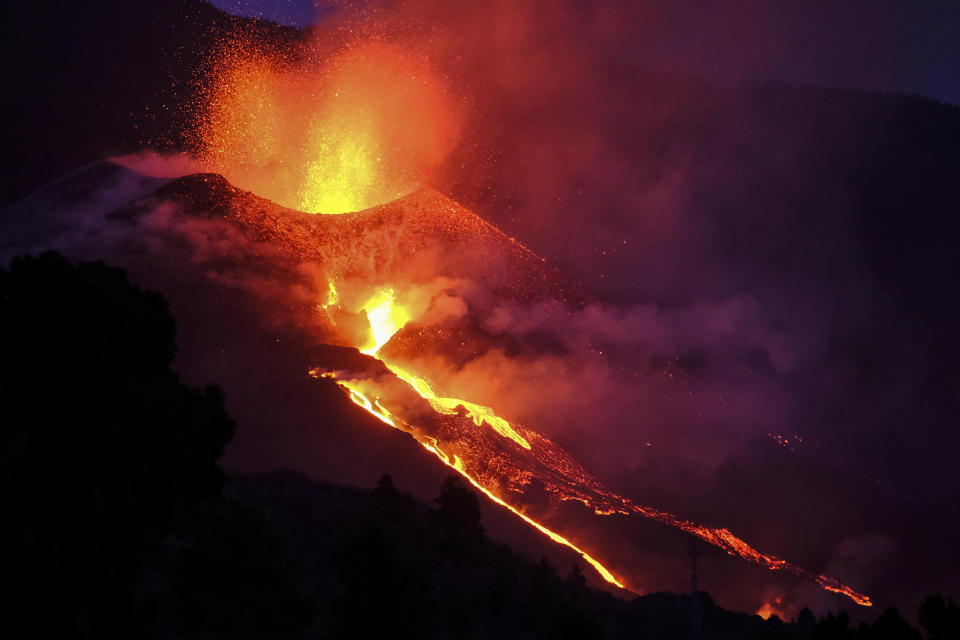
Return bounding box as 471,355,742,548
194,39,462,214
170,1,880,609
314,278,871,606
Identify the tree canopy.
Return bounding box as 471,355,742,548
1,252,308,637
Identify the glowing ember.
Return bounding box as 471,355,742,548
358,291,532,449
299,117,383,214
195,42,461,214
361,288,411,356
756,595,786,620
389,364,533,451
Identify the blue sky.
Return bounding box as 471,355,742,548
208,0,320,27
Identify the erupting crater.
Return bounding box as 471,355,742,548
98,21,876,608
120,170,871,607
193,42,462,215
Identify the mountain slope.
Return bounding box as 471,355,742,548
227,468,806,640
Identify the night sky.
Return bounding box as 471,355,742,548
211,0,960,105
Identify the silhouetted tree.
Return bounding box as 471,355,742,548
166,501,313,638
2,252,234,635
759,614,793,640
546,602,603,640
919,595,960,640
813,611,854,640
1,252,307,638
565,564,588,592
796,607,817,638
333,526,426,639
529,555,562,613
434,474,484,538
868,607,922,640
548,564,601,640
372,472,401,506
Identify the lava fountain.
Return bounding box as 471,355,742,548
194,40,462,214
191,29,872,608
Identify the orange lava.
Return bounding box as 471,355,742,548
756,597,785,620
332,379,625,588
312,287,871,606
195,40,461,214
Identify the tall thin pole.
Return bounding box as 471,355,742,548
689,537,699,594
688,538,703,640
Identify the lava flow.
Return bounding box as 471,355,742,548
314,284,871,606
185,27,872,607
111,164,872,606
315,286,621,587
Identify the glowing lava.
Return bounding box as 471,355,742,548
359,288,532,449
195,41,461,214
756,597,786,620
299,122,383,215
319,288,620,585
315,285,872,606
360,288,411,356
194,30,872,605
325,371,626,589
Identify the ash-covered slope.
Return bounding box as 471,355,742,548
0,163,872,609
0,160,581,388
0,162,595,509
104,171,586,371
4,162,879,608
123,172,582,305
124,172,870,603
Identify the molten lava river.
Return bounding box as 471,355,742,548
187,34,872,608
309,278,870,606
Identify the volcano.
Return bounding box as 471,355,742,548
136,172,579,302
2,160,872,606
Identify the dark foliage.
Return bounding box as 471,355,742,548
1,252,307,638
164,500,313,637
434,473,485,536
0,252,948,639
808,607,927,640
869,608,924,640
226,469,949,640
918,595,960,640
333,525,428,639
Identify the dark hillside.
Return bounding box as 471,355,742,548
3,251,953,638
227,468,951,640
227,469,783,640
